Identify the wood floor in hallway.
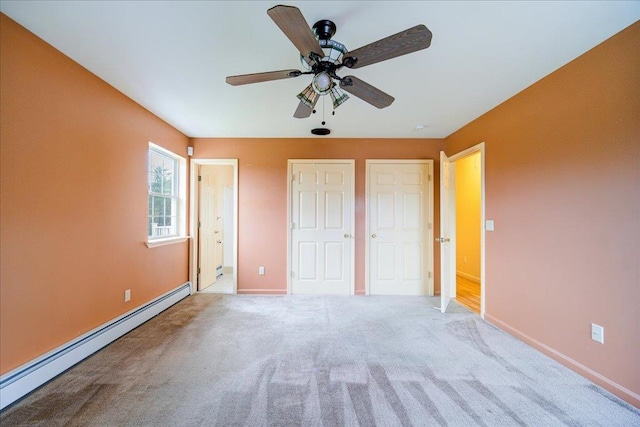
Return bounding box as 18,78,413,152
455,274,480,314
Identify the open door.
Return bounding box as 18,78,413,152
439,151,456,313
198,166,218,290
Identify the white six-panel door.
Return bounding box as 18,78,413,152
367,161,433,295
290,161,354,295
198,166,218,290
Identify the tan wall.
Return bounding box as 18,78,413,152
445,22,640,405
454,153,481,280
191,139,446,295
0,14,190,374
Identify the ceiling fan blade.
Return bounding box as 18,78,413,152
225,69,301,86
343,24,432,69
293,96,319,119
267,5,324,60
339,76,394,109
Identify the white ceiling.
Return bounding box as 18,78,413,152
1,1,638,138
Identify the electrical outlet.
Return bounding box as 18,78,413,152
258,266,265,275
124,289,131,302
591,323,604,344
463,256,468,263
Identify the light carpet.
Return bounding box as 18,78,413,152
1,294,638,426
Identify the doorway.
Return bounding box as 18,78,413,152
454,153,482,313
189,159,238,294
287,160,355,295
439,143,485,316
366,160,434,295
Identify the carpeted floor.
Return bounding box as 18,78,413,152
1,294,638,426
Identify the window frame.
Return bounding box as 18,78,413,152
146,142,187,247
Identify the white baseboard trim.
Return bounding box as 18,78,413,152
456,270,480,282
237,289,287,295
0,282,191,410
485,313,640,408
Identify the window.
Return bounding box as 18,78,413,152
148,143,186,243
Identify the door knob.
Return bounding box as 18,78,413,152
344,233,352,238
216,240,222,244
435,237,450,243
371,234,377,238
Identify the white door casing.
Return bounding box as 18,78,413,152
223,186,234,271
189,159,239,295
441,143,487,317
366,160,434,295
288,160,355,295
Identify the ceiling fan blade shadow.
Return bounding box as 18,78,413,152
339,76,394,109
226,69,301,86
293,96,319,119
344,24,432,69
267,5,324,60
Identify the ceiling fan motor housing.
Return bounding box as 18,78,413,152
301,22,347,72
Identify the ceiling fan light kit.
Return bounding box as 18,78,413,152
297,84,319,108
329,85,349,109
312,71,332,93
226,4,432,123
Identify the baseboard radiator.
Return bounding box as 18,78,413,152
0,282,191,410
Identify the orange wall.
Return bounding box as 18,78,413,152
0,14,190,373
191,138,445,295
3,7,637,408
455,153,481,279
446,22,640,405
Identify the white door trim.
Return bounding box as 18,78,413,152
365,159,434,296
444,142,486,317
287,159,355,295
189,159,239,294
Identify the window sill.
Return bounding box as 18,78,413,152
145,236,190,248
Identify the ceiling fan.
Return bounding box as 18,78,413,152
225,5,432,119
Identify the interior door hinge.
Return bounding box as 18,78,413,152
428,272,432,279
292,173,296,181
198,175,202,182
428,223,432,230
198,221,201,228
197,267,201,275
428,174,432,182
290,222,295,229
290,271,295,278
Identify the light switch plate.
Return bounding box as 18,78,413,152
486,220,494,231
